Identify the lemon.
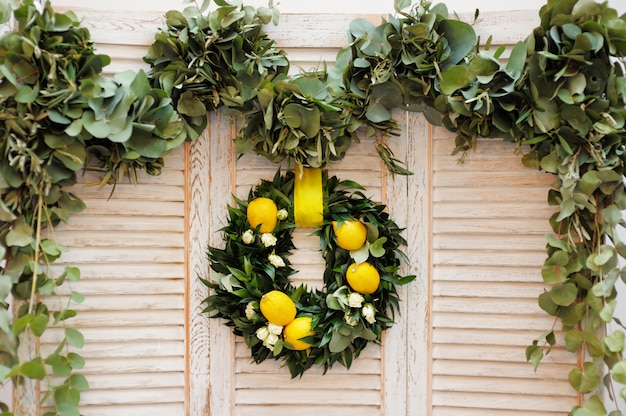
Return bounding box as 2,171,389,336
332,219,367,251
284,317,315,350
260,290,296,326
247,197,278,233
346,262,380,294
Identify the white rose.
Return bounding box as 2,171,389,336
268,254,285,268
261,233,277,247
265,333,279,346
348,292,365,308
344,313,358,327
267,323,283,336
245,302,257,319
277,209,288,220
362,303,376,324
242,229,255,245
256,326,269,341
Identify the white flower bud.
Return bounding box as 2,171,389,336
266,333,279,346
362,303,376,324
348,292,365,308
277,209,288,220
344,313,358,327
245,302,257,319
267,323,283,336
242,229,255,245
261,233,277,247
268,254,285,268
256,326,270,341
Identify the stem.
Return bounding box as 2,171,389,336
27,195,44,316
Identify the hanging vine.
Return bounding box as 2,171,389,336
0,0,186,413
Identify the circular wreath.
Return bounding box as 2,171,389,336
202,168,415,377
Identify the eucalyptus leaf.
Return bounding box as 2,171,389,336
329,330,351,353
569,361,601,393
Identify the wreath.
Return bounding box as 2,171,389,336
202,168,415,377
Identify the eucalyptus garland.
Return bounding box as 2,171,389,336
0,1,185,413
202,169,415,377
144,1,479,174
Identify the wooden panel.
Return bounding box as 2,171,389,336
40,145,187,415
430,127,578,414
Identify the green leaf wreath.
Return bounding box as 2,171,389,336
202,169,415,377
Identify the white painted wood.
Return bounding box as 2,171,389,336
429,128,578,414
206,111,237,416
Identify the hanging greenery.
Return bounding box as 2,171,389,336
433,1,626,413
0,0,185,413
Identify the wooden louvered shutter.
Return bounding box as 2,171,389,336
428,127,579,415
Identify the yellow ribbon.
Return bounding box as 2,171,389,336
294,167,323,227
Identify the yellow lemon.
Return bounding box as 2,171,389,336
332,219,367,251
284,317,315,350
260,290,296,326
247,197,278,233
346,262,380,294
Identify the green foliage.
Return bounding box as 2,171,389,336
202,169,415,377
145,1,479,174
429,0,626,412
144,1,287,141
0,0,186,413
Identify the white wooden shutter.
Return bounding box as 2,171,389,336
37,5,188,415
47,147,187,416
428,127,579,415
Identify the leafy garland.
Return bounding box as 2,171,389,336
0,1,185,413
144,0,476,175
202,169,415,377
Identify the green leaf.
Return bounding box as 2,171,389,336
603,204,622,226
350,243,369,265
439,65,471,95
600,299,616,323
549,282,578,306
30,314,49,337
177,90,207,117
65,328,84,348
329,330,351,353
437,20,477,71
68,374,89,391
604,330,624,353
5,217,34,247
571,395,607,416
20,360,45,380
369,237,387,258
525,344,543,370
613,360,626,384
394,0,411,11
283,103,320,139
565,329,584,352
569,361,600,393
